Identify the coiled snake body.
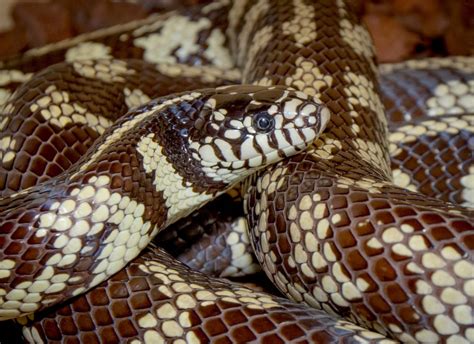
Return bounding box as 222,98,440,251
0,0,472,343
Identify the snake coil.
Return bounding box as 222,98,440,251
0,0,472,343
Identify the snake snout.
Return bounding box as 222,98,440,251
280,99,330,149
294,103,330,132
316,106,331,134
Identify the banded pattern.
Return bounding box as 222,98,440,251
0,60,240,197
23,246,395,344
0,0,472,343
0,2,237,74
158,62,474,283
0,85,328,320
380,62,474,207
159,194,261,278
238,1,473,342
389,114,473,207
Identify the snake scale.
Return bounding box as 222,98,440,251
0,0,472,343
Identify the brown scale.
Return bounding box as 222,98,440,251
247,156,473,340
27,246,391,343
238,0,473,342
154,70,474,281
0,59,235,197
0,79,378,342
0,0,472,342
379,64,473,123
0,3,234,74
175,218,250,277
379,66,473,205
242,0,391,180
389,114,473,205
1,90,251,317
158,194,251,277
0,111,165,314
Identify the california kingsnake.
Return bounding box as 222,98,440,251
0,0,473,343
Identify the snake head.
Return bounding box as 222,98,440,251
188,85,330,184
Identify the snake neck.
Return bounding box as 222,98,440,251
226,0,391,179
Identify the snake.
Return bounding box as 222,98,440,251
0,0,472,343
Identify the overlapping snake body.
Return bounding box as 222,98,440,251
0,0,472,343
0,85,327,319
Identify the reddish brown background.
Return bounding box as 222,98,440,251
0,0,473,62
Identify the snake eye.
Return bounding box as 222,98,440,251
254,112,275,133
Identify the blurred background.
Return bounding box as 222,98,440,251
0,0,472,63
